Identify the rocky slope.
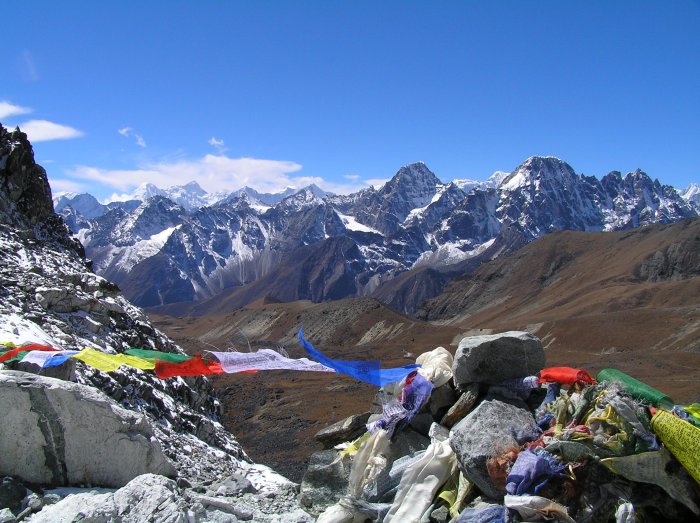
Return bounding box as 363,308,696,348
0,123,311,521
57,155,697,312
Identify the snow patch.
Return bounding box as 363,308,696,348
336,211,382,235
405,185,447,224
114,225,180,271
501,169,528,191
412,238,496,268
0,313,62,347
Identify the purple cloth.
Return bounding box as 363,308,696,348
368,372,434,437
505,448,566,495
540,382,561,407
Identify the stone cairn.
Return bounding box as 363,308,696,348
301,331,700,522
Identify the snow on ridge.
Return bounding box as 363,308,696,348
412,238,496,268
501,169,528,191
404,185,448,224
335,210,383,235
0,312,61,347
681,183,700,204
114,225,181,271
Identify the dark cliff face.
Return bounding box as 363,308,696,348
0,124,83,256
0,124,54,227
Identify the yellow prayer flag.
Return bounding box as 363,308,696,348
72,348,155,372
651,409,700,486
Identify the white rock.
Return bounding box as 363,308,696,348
0,371,175,487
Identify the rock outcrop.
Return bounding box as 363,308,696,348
452,331,546,386
0,371,175,487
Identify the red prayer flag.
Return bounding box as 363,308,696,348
538,366,595,385
155,355,226,379
0,344,57,364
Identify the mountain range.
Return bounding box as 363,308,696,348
5,122,700,491
56,157,699,313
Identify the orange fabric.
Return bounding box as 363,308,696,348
155,354,225,378
538,367,595,385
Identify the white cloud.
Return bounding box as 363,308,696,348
64,152,380,198
0,101,33,119
365,178,390,189
208,136,228,154
67,154,305,195
19,50,39,82
118,126,147,147
19,119,84,142
48,177,87,195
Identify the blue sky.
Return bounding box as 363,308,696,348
2,1,699,201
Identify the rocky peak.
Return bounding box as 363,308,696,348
0,123,83,256
681,183,700,211
0,124,55,228
500,156,577,192
303,183,329,199
179,180,206,195
54,192,107,219
382,162,442,211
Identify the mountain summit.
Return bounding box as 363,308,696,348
45,136,697,310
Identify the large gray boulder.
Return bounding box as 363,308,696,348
452,331,545,387
450,395,537,499
0,371,175,487
300,450,352,516
26,474,185,523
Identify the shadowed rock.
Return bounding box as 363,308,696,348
449,394,536,500
314,412,372,449
452,331,545,387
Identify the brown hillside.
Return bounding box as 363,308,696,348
152,219,700,481
420,218,700,403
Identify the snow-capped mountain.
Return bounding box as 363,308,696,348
56,153,697,310
452,170,509,193
682,182,700,211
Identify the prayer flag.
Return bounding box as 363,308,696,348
539,367,595,385
20,350,79,368
155,354,224,379
298,328,420,387
72,348,155,372
0,344,57,363
125,349,193,364
210,349,335,374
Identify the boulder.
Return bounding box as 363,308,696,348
0,371,175,487
27,474,186,523
450,395,537,499
452,331,545,387
0,477,25,513
428,383,458,420
300,450,352,516
314,412,371,449
0,508,16,523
